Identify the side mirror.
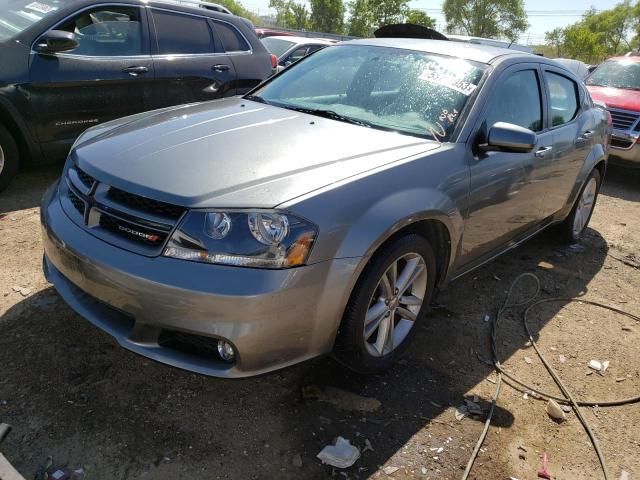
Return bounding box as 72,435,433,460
479,122,536,153
35,30,80,54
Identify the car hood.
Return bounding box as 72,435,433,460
587,85,640,112
74,98,439,208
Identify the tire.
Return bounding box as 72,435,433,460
0,124,19,193
333,234,437,374
556,168,601,243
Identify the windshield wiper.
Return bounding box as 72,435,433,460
283,106,371,127
244,94,269,105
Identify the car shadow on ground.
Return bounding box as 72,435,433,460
0,164,62,215
601,166,640,203
0,224,608,478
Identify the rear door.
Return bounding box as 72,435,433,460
148,8,236,109
28,4,153,158
460,64,553,264
538,67,596,217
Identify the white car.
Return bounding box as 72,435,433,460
261,35,334,72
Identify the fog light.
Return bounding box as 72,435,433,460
217,340,235,362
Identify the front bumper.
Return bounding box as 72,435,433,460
609,131,640,167
41,182,360,378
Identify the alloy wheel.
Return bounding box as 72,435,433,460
364,253,428,357
572,177,597,236
0,143,4,176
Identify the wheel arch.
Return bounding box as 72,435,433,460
0,95,41,164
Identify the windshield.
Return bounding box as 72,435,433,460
587,60,640,90
0,0,64,41
261,37,296,58
250,45,486,141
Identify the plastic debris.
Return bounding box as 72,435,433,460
619,470,630,480
559,355,566,363
602,360,610,372
537,452,551,479
546,400,566,422
382,466,400,475
11,285,32,297
588,360,603,371
560,404,572,413
524,356,533,364
454,405,468,420
317,437,360,469
483,315,490,322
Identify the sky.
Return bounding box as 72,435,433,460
238,0,622,45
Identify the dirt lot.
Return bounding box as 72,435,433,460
1,164,639,480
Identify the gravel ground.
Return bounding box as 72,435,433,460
0,164,639,480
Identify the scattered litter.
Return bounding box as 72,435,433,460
509,477,521,480
559,355,566,363
537,261,554,270
546,400,566,422
454,405,468,421
602,361,610,372
483,314,490,322
616,377,626,383
429,400,441,408
362,439,374,454
523,392,529,400
11,285,32,297
436,447,443,454
560,405,572,413
537,452,551,479
619,470,630,480
588,360,603,372
382,466,400,475
493,275,501,281
292,453,303,468
317,437,360,469
524,356,533,364
302,385,381,412
421,467,428,475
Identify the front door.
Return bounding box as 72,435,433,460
460,65,553,264
148,9,237,109
28,5,153,158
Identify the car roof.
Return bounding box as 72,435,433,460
262,35,333,45
342,38,530,64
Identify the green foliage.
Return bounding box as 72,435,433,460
310,0,345,34
207,0,260,23
544,1,639,63
442,0,528,42
369,0,410,27
269,0,310,29
347,0,373,37
405,9,435,29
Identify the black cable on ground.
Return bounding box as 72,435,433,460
461,273,640,480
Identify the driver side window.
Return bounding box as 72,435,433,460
485,69,543,132
58,6,143,56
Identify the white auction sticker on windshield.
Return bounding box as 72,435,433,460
418,69,478,96
25,2,57,14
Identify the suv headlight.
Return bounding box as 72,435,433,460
163,211,317,269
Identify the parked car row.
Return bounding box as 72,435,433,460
0,0,273,191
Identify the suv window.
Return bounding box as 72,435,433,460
547,72,579,127
213,21,249,52
153,10,214,55
485,70,542,132
58,6,143,56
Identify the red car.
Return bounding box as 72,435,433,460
255,28,295,39
586,55,640,168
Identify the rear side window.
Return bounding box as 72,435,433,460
546,72,579,127
213,21,249,52
485,70,542,132
57,6,143,56
152,10,213,54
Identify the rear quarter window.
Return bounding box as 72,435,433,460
213,21,249,52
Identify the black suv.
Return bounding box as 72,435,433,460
0,0,273,190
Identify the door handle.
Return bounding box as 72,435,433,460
212,64,230,72
535,146,553,158
580,130,594,140
123,66,149,76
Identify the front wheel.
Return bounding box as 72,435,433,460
333,234,437,374
0,124,19,193
556,169,601,243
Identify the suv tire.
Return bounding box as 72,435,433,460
0,124,19,192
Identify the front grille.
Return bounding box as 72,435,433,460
63,165,185,255
107,187,186,220
76,167,95,189
68,189,85,216
98,214,168,246
611,137,634,149
609,109,640,131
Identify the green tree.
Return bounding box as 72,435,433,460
310,0,345,33
348,0,373,37
269,0,310,29
442,0,528,42
369,0,410,27
290,2,311,29
405,9,436,29
545,27,564,57
561,25,605,62
208,0,260,23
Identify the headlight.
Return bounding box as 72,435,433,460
163,211,317,269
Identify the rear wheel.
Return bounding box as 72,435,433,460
0,124,19,192
333,234,437,373
556,169,601,243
